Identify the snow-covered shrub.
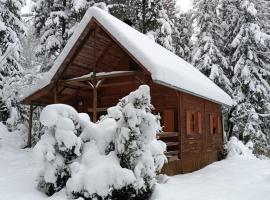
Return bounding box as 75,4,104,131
34,85,166,199
34,104,83,196
107,85,167,199
226,136,254,158
66,141,136,199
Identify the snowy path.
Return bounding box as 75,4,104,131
152,157,270,200
0,125,269,200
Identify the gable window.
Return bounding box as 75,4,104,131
186,111,202,134
210,114,221,135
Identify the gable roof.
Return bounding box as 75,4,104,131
22,7,232,106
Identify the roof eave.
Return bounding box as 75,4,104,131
153,79,232,107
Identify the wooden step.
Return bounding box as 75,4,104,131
157,132,179,139
165,150,179,156
166,142,179,147
167,155,179,162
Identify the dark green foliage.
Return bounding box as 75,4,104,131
38,166,70,196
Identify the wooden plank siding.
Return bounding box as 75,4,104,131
161,92,223,175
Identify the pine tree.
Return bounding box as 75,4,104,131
109,0,175,51
162,0,178,21
33,0,74,71
109,85,166,199
36,105,82,196
256,0,270,34
174,12,193,62
0,0,26,125
192,0,233,95
32,0,108,72
229,0,270,156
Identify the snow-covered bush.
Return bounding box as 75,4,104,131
34,85,166,199
107,85,167,199
34,104,83,196
66,141,136,199
226,136,254,158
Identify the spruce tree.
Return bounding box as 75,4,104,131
109,0,176,51
174,12,193,62
32,0,108,72
192,0,233,95
229,0,270,156
33,0,74,71
37,105,82,196
0,0,26,125
109,85,166,199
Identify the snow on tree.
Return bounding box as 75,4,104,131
0,0,27,129
34,104,83,196
32,0,108,72
229,0,270,157
226,136,254,158
173,12,193,62
192,0,233,95
255,0,270,34
107,85,167,199
108,0,175,51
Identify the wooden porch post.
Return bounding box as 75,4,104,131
92,26,97,122
93,86,97,122
27,103,33,147
54,84,58,103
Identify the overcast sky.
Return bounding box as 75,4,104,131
177,0,192,12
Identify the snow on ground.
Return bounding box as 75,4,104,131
0,123,66,200
152,156,270,200
0,123,269,200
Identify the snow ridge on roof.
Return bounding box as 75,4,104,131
22,7,233,106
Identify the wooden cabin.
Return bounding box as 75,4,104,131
22,7,232,175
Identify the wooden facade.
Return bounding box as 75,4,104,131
23,16,226,175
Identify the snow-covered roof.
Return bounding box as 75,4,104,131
22,7,232,106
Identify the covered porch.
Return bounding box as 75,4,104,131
23,19,181,166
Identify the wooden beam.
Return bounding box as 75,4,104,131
98,81,140,89
27,104,33,147
87,107,107,113
59,82,91,90
23,84,54,105
65,71,142,83
66,81,89,88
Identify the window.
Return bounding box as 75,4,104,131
156,109,177,132
210,114,221,135
186,111,202,134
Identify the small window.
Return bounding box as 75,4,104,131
210,114,221,135
186,111,202,134
156,109,177,132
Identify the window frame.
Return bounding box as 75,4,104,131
209,114,221,135
186,110,202,135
